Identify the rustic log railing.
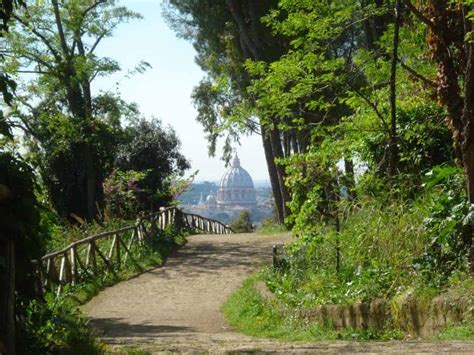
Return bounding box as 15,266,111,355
32,207,232,296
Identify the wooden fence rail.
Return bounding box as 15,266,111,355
32,207,232,296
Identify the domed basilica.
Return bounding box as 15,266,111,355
180,154,272,225
216,155,256,208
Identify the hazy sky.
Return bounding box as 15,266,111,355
92,0,269,182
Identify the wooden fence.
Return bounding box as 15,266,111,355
32,207,232,296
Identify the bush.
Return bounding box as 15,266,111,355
266,194,430,307
264,164,472,309
18,295,100,354
230,210,253,233
416,165,472,287
103,169,149,219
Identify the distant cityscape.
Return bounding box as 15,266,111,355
178,156,274,225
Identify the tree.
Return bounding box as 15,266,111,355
406,0,474,203
115,118,190,211
3,0,141,219
229,209,253,233
0,154,43,355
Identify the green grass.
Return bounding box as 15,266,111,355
437,324,474,340
224,271,474,342
256,224,288,235
222,273,402,342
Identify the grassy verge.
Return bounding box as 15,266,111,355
223,271,474,342
437,324,474,340
222,273,402,342
256,224,289,235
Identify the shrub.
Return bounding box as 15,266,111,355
103,169,148,219
416,165,472,286
230,210,253,233
265,164,472,308
18,295,100,354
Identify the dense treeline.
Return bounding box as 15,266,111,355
165,0,474,204
165,0,473,242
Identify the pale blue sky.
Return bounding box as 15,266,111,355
92,0,269,182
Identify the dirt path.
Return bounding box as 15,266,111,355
84,233,474,354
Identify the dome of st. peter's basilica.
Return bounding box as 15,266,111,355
216,155,256,207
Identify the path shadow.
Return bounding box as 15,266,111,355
90,317,195,338
151,241,273,278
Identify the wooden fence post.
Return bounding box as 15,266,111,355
70,247,77,286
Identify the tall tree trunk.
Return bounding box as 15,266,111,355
291,129,300,154
270,127,290,219
416,1,473,201
388,0,401,176
0,239,15,355
226,0,260,60
426,1,465,161
462,18,474,203
261,128,284,224
465,131,474,204
344,158,357,200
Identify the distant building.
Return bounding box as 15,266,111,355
179,155,272,226
216,155,257,208
206,193,217,210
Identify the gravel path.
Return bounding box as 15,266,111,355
83,233,474,354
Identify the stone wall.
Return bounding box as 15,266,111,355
298,291,472,338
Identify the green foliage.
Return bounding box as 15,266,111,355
416,165,472,286
267,193,431,308
437,324,474,340
355,103,453,177
0,152,45,301
256,218,288,235
230,210,253,233
19,296,100,354
116,119,190,211
283,148,342,236
103,169,149,219
25,110,123,219
0,0,24,139
261,163,471,316
2,0,142,220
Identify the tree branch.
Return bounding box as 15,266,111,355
15,70,50,74
399,60,437,88
51,0,70,58
406,0,436,30
88,33,106,55
82,0,107,19
13,15,62,62
351,86,390,133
